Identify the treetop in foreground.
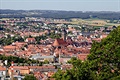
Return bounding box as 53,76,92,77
53,26,120,80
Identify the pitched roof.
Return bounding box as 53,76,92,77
53,39,67,47
0,66,6,71
9,66,29,70
61,64,73,70
77,54,89,61
28,65,55,69
34,72,44,79
47,71,55,77
3,45,18,50
25,38,36,42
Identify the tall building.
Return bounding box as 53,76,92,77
61,28,67,41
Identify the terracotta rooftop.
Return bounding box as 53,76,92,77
47,71,55,77
77,54,89,61
3,45,19,50
61,64,73,70
34,72,44,79
25,38,36,42
0,66,6,71
9,66,29,70
28,65,55,69
53,39,67,47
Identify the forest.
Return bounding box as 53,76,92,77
0,9,120,20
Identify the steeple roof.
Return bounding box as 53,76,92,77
53,38,67,47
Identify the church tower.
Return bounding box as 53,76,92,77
62,28,67,41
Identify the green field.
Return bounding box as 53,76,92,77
70,18,120,27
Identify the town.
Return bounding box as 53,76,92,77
0,15,119,80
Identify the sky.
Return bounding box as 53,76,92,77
0,0,120,11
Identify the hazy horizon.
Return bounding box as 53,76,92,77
0,0,120,11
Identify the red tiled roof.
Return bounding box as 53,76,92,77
28,65,55,69
3,45,19,50
77,54,89,61
26,38,36,42
9,66,29,70
47,71,55,77
53,39,67,47
34,72,44,79
0,66,6,71
61,64,73,70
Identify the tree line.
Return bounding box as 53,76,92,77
0,10,120,20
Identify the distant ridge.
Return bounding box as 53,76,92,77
0,9,120,20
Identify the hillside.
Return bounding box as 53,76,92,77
0,9,120,20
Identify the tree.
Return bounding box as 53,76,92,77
110,75,120,80
23,74,37,80
53,26,120,80
50,32,61,39
88,26,120,79
44,60,49,64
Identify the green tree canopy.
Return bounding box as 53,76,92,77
87,26,120,79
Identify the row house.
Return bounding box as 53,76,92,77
3,45,20,52
8,66,30,76
28,65,55,72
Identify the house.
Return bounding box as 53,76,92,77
8,66,30,76
30,54,55,62
13,42,27,48
0,66,6,80
100,34,107,39
34,72,45,80
61,64,73,70
47,71,55,78
80,32,92,38
25,38,36,44
60,58,71,64
3,45,20,52
77,54,89,61
28,65,56,72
